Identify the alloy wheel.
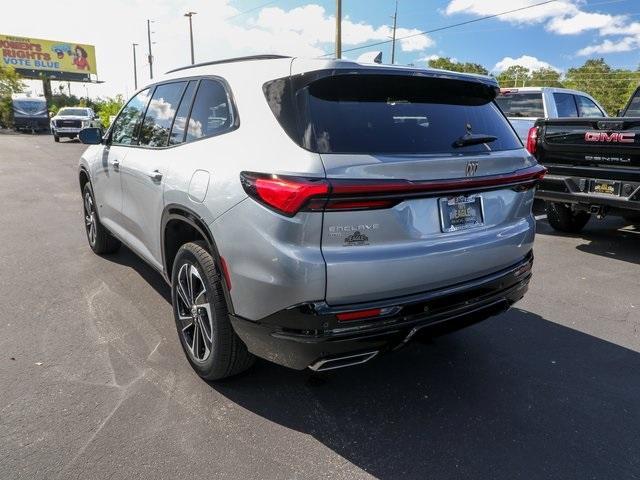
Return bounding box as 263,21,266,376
83,191,97,246
176,263,214,362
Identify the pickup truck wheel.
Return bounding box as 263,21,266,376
545,202,591,233
82,183,121,254
171,241,254,380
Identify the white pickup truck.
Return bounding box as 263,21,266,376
50,107,101,143
495,87,607,141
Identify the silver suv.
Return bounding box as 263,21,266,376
78,55,544,379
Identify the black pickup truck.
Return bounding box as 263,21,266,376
528,87,640,232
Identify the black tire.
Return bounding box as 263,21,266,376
82,182,121,254
53,134,60,143
171,241,254,380
545,202,591,233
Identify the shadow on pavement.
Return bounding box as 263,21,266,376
101,238,640,478
103,245,173,304
537,216,640,266
213,308,640,480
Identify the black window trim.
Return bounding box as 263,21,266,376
167,79,197,146
106,74,239,150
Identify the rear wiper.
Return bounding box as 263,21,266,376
453,133,497,148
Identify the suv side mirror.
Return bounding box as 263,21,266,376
79,127,103,145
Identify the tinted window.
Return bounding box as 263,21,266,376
169,81,198,145
290,74,520,154
59,108,90,116
185,79,233,142
138,82,187,147
111,88,151,145
624,90,640,117
554,93,578,117
495,92,544,118
576,96,605,117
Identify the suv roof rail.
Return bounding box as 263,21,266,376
166,54,292,74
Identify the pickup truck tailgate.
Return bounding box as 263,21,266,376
537,118,640,170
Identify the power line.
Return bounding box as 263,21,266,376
323,0,558,56
226,1,279,20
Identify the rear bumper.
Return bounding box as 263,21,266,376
537,174,640,212
230,252,533,370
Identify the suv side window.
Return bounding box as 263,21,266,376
169,80,198,145
138,82,187,147
576,95,605,117
185,79,233,142
553,93,578,117
111,88,151,146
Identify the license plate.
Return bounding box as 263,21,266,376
590,179,620,196
439,194,485,233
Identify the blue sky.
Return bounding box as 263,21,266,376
3,0,640,97
231,0,640,72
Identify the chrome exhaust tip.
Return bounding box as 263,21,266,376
309,351,378,372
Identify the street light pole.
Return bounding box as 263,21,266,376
391,0,398,64
184,12,197,65
147,19,154,79
132,43,139,90
335,0,342,59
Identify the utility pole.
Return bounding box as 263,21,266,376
391,0,398,64
147,19,154,79
184,12,197,65
132,43,139,90
335,0,342,59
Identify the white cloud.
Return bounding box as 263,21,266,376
445,0,578,25
494,55,559,72
444,0,640,56
547,11,621,35
577,37,640,56
2,1,434,98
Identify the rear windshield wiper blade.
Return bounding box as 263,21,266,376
453,133,498,148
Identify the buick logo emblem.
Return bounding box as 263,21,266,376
465,161,479,177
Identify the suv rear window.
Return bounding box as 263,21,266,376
265,73,521,154
495,92,544,118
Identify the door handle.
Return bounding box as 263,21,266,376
149,169,163,182
112,160,120,172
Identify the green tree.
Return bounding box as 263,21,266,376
564,58,640,115
529,67,564,88
0,65,25,128
497,65,531,88
93,95,124,128
428,57,489,75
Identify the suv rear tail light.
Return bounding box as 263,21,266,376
526,126,539,155
241,165,547,216
240,173,329,216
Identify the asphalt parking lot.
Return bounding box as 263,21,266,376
1,132,639,480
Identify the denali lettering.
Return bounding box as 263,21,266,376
584,131,635,143
585,155,631,164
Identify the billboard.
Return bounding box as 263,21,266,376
1,34,97,79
